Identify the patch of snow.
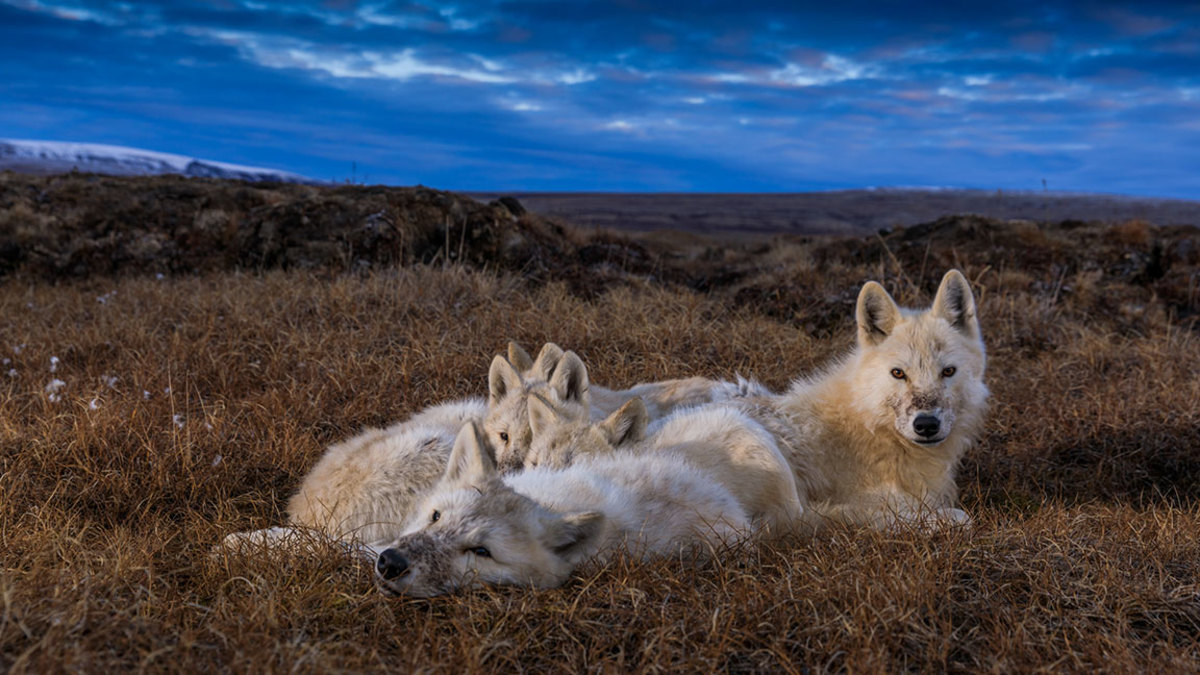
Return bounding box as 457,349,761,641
0,139,322,184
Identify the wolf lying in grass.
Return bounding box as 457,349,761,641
221,343,559,550
523,393,805,538
730,269,989,530
374,420,750,597
485,342,723,471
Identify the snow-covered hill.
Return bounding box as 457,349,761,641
0,139,321,184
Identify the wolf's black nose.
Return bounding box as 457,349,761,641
913,414,941,438
376,548,410,580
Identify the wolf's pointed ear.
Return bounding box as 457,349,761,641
932,269,980,339
544,511,605,563
527,393,567,439
600,397,648,447
488,355,524,407
550,351,590,407
507,341,534,374
532,343,565,380
445,421,498,484
856,281,902,347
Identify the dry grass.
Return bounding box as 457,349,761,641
2,185,1200,671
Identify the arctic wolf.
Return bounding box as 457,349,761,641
485,342,727,471
738,269,989,529
374,420,749,597
222,343,556,551
524,392,805,537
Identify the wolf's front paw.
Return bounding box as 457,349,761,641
935,507,972,529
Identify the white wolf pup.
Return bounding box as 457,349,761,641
374,420,750,597
523,394,806,537
738,269,989,530
485,342,726,472
221,343,561,551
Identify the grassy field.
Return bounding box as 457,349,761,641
2,176,1199,671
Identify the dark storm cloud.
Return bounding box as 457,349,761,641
0,0,1197,196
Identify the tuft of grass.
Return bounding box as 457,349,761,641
2,181,1199,671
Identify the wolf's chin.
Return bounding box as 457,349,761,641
910,437,947,446
376,573,417,596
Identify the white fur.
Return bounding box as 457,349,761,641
734,270,989,530
526,395,805,538
374,421,749,597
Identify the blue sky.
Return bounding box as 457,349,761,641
2,1,1199,196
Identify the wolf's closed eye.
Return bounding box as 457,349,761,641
467,546,491,558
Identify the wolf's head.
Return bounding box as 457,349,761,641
852,270,989,450
483,343,593,472
524,394,648,470
375,421,605,597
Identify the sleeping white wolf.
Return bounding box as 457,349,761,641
374,420,750,597
522,393,806,538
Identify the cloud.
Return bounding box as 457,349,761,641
768,54,880,87
2,0,1199,197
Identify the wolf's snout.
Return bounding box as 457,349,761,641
376,548,410,580
913,414,941,438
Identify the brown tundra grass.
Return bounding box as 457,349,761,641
2,231,1200,671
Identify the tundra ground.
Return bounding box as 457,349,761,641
1,178,1198,671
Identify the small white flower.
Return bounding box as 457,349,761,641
143,390,151,400
155,273,165,280
45,379,66,393
172,414,184,428
101,375,118,388
204,422,214,431
49,356,59,373
164,387,172,395
48,393,61,403
6,369,16,378
211,455,223,467
89,398,100,410
12,344,24,355
1,358,9,366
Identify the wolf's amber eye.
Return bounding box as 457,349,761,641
498,432,509,445
942,366,957,378
430,510,440,523
890,368,906,380
467,546,491,558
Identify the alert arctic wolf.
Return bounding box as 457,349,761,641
374,421,749,597
738,269,989,530
523,393,805,537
